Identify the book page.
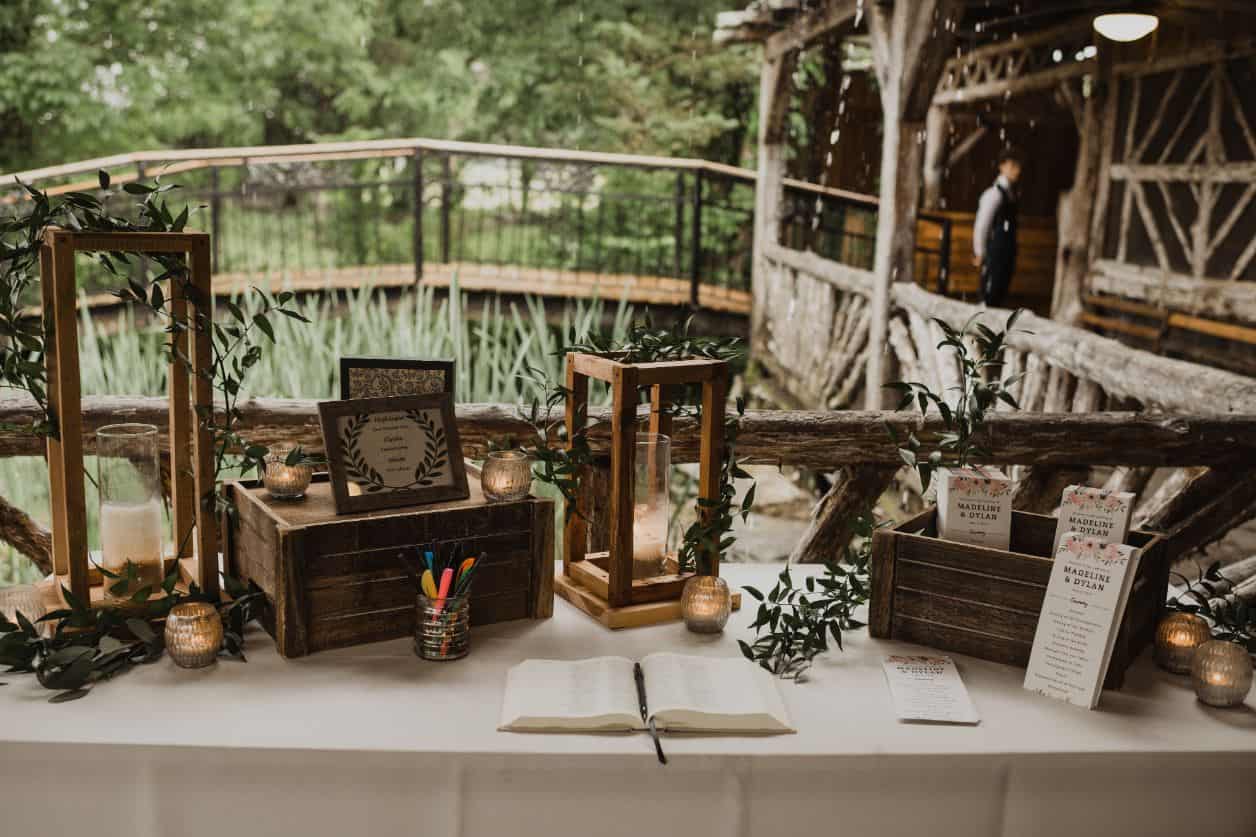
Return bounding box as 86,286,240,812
499,657,643,732
640,653,793,734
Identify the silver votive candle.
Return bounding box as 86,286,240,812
164,602,224,668
481,450,532,502
1191,639,1253,708
681,575,732,634
263,449,313,500
1154,612,1212,674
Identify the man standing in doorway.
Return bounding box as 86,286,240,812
972,150,1022,307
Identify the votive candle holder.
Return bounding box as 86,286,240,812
164,602,224,669
1154,612,1211,674
481,450,532,502
263,449,314,500
1191,639,1253,708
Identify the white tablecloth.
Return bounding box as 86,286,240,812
2,564,1253,837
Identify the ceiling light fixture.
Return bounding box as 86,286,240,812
1093,12,1160,42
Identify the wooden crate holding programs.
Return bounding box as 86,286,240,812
868,508,1168,689
224,475,554,657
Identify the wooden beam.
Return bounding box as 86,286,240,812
892,283,1256,413
1088,261,1256,325
752,51,796,352
933,59,1094,106
765,0,858,62
3,395,1256,469
789,466,897,564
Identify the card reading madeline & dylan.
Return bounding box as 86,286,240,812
1023,533,1141,709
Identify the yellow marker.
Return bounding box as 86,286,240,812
420,569,438,599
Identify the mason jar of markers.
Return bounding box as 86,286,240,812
412,549,480,662
416,594,470,661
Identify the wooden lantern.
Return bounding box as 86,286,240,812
554,352,741,628
38,229,218,606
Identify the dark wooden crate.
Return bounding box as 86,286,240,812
224,474,554,658
869,507,1169,690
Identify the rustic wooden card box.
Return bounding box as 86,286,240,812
224,474,554,658
869,508,1169,690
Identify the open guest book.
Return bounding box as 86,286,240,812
499,653,794,734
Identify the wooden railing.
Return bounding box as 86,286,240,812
1,392,1255,575
1,138,951,311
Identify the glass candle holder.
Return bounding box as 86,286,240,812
481,450,532,502
1191,639,1253,708
97,424,165,601
1154,612,1212,674
164,602,224,668
632,433,671,579
263,449,314,500
681,575,732,634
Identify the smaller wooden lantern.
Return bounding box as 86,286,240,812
554,352,741,628
38,229,218,606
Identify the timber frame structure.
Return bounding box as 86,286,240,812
715,0,1256,567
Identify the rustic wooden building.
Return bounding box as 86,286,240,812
717,0,1256,398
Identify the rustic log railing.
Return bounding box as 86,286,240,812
753,239,1256,562
2,392,1255,576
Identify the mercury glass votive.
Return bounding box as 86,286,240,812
681,575,732,634
164,602,224,668
1154,612,1212,674
263,449,313,500
1191,639,1253,708
481,450,532,502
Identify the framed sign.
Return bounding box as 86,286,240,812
339,357,454,400
318,393,469,514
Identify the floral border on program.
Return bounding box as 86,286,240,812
1061,533,1130,565
1062,487,1130,515
949,474,1012,498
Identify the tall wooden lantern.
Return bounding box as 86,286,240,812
38,229,218,606
554,352,741,628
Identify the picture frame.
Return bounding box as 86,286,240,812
318,393,469,514
339,356,454,401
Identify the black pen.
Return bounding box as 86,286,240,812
634,662,666,765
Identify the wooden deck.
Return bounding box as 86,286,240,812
65,262,752,316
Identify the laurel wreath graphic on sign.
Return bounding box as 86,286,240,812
339,410,449,493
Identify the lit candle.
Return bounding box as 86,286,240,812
1153,612,1211,674
632,503,667,578
164,602,224,669
1191,639,1253,708
263,449,313,500
100,498,165,593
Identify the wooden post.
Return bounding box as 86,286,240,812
1052,47,1112,324
412,147,424,284
607,364,639,607
751,49,795,350
690,169,703,307
188,238,218,598
698,373,727,576
922,105,950,211
865,0,962,408
562,353,589,578
168,259,194,561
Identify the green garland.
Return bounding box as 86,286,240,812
519,318,753,575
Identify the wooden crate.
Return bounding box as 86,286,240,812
224,474,554,658
869,508,1169,690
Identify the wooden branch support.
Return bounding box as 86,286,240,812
0,492,52,576
1011,467,1091,515
788,466,897,564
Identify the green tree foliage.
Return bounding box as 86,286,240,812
0,0,756,171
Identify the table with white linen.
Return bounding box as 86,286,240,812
1,563,1253,837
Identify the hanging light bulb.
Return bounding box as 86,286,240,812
1093,12,1159,42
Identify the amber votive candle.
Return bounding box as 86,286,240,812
164,602,224,668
